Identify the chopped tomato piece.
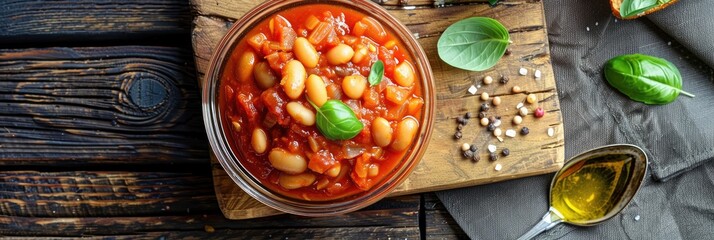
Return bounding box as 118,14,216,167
305,15,320,30
385,85,410,105
260,87,289,125
352,21,367,37
265,52,283,72
362,87,380,108
307,150,338,174
384,101,407,121
247,33,267,52
407,97,424,116
237,93,258,120
278,26,297,50
360,17,386,42
378,46,396,75
269,15,292,38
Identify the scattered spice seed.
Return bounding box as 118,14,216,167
472,154,481,162
454,131,463,139
481,92,490,101
463,150,474,158
547,127,555,137
483,76,494,85
526,94,537,104
480,117,490,126
512,85,522,93
457,116,465,124
493,119,502,127
519,67,528,76
497,136,504,142
490,153,499,161
493,128,502,137
488,116,496,123
502,148,510,156
478,111,487,119
461,143,471,151
534,107,545,118
505,129,517,138
466,112,475,119
487,123,496,132
504,49,512,56
457,124,464,131
480,103,490,111
494,163,503,171
468,85,478,95
470,144,478,152
534,69,542,79
520,127,530,135
513,115,523,125
516,102,524,109
500,75,510,84
492,96,502,106
519,107,529,116
488,144,497,153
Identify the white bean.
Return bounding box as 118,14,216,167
251,128,267,154
286,102,315,126
268,148,307,174
278,172,316,190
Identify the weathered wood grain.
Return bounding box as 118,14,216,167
0,171,217,217
423,193,470,239
191,0,564,220
0,46,208,165
0,0,191,45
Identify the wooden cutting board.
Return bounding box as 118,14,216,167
190,0,564,219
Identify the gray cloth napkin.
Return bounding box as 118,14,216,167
437,0,714,239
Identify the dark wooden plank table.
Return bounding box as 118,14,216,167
0,0,467,238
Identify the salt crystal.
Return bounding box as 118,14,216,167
667,41,672,46
519,67,528,76
615,19,618,23
488,144,497,153
634,215,641,221
516,102,524,109
534,70,542,79
495,164,502,171
493,119,502,127
547,127,554,137
505,129,516,138
586,27,590,31
468,85,477,95
595,22,599,26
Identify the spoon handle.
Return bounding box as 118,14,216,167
517,207,564,240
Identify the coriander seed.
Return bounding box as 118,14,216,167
493,128,502,137
461,143,471,151
483,76,494,85
481,92,490,101
513,115,523,125
519,107,528,116
492,96,502,106
512,85,522,93
480,117,490,126
526,93,537,104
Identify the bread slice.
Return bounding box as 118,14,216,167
610,0,679,19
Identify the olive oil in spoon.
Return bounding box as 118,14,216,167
518,144,648,239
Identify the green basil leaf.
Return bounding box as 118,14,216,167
437,17,510,71
489,0,499,5
310,100,364,140
604,53,694,105
620,0,666,18
369,60,384,87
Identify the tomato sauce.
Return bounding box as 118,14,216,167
219,4,424,201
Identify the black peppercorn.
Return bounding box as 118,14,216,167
454,131,463,139
502,148,510,157
487,123,496,132
470,145,478,152
463,150,474,159
480,103,490,111
500,76,509,84
488,116,497,123
457,124,464,131
504,48,512,56
489,153,498,161
472,154,481,162
457,116,465,124
520,127,530,135
466,112,475,119
478,111,487,119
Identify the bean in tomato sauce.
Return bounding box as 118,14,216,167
220,4,424,201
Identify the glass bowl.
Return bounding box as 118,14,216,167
202,0,435,216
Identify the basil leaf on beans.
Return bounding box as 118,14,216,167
620,0,669,18
437,17,510,71
368,60,384,87
310,100,364,140
489,0,499,5
603,53,694,105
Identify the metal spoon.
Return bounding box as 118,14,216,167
517,144,648,240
